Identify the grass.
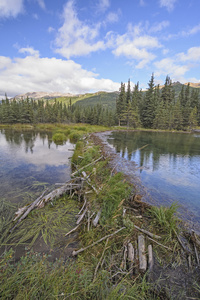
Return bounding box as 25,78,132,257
0,123,195,299
148,203,180,240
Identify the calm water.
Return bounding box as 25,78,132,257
0,129,74,205
107,130,200,224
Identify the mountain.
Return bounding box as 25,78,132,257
13,91,76,100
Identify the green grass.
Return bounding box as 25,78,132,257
148,202,180,240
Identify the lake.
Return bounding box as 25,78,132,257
106,130,200,228
0,129,74,206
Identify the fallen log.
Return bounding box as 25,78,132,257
36,182,82,208
127,242,134,275
72,227,126,256
134,225,161,239
10,189,48,232
148,244,153,271
138,235,147,273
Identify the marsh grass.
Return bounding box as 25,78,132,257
148,203,180,240
52,132,67,144
2,196,79,249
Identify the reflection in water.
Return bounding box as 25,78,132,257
107,131,200,225
0,129,74,206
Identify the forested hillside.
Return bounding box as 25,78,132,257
1,75,200,130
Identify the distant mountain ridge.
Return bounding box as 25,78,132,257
13,91,77,100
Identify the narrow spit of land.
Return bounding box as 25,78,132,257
1,127,200,299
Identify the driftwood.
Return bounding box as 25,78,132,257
65,224,81,237
82,171,99,194
77,198,87,215
72,227,126,256
76,208,87,225
11,189,48,232
148,245,153,271
121,245,128,270
36,182,81,208
134,225,161,239
147,236,172,251
138,235,147,272
71,155,103,177
127,242,134,275
93,209,102,227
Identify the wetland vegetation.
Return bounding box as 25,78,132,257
0,124,200,299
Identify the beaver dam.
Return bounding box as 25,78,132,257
0,129,200,299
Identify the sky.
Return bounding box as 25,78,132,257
0,0,200,98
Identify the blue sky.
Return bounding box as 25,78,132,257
0,0,200,98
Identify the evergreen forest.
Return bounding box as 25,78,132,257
1,74,200,130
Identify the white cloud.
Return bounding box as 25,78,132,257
112,24,161,67
0,0,24,18
97,0,110,12
0,54,119,97
37,0,45,10
159,0,177,12
149,20,170,33
177,47,200,62
154,58,189,79
19,47,40,57
54,0,105,58
105,12,119,24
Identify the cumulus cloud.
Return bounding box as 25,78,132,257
0,54,119,97
0,0,24,18
177,47,200,62
112,24,162,68
154,58,189,79
54,0,105,58
19,47,40,57
159,0,177,12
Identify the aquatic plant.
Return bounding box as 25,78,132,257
52,132,67,145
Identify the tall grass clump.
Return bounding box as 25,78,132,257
52,132,67,145
149,202,180,239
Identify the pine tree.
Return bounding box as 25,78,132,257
141,73,155,128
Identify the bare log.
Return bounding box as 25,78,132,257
72,227,126,256
148,245,153,271
127,242,134,275
76,208,87,225
11,189,48,232
71,155,103,177
138,235,147,273
134,225,161,239
93,209,102,227
36,182,81,208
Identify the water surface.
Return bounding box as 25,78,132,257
0,129,74,205
107,130,200,225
